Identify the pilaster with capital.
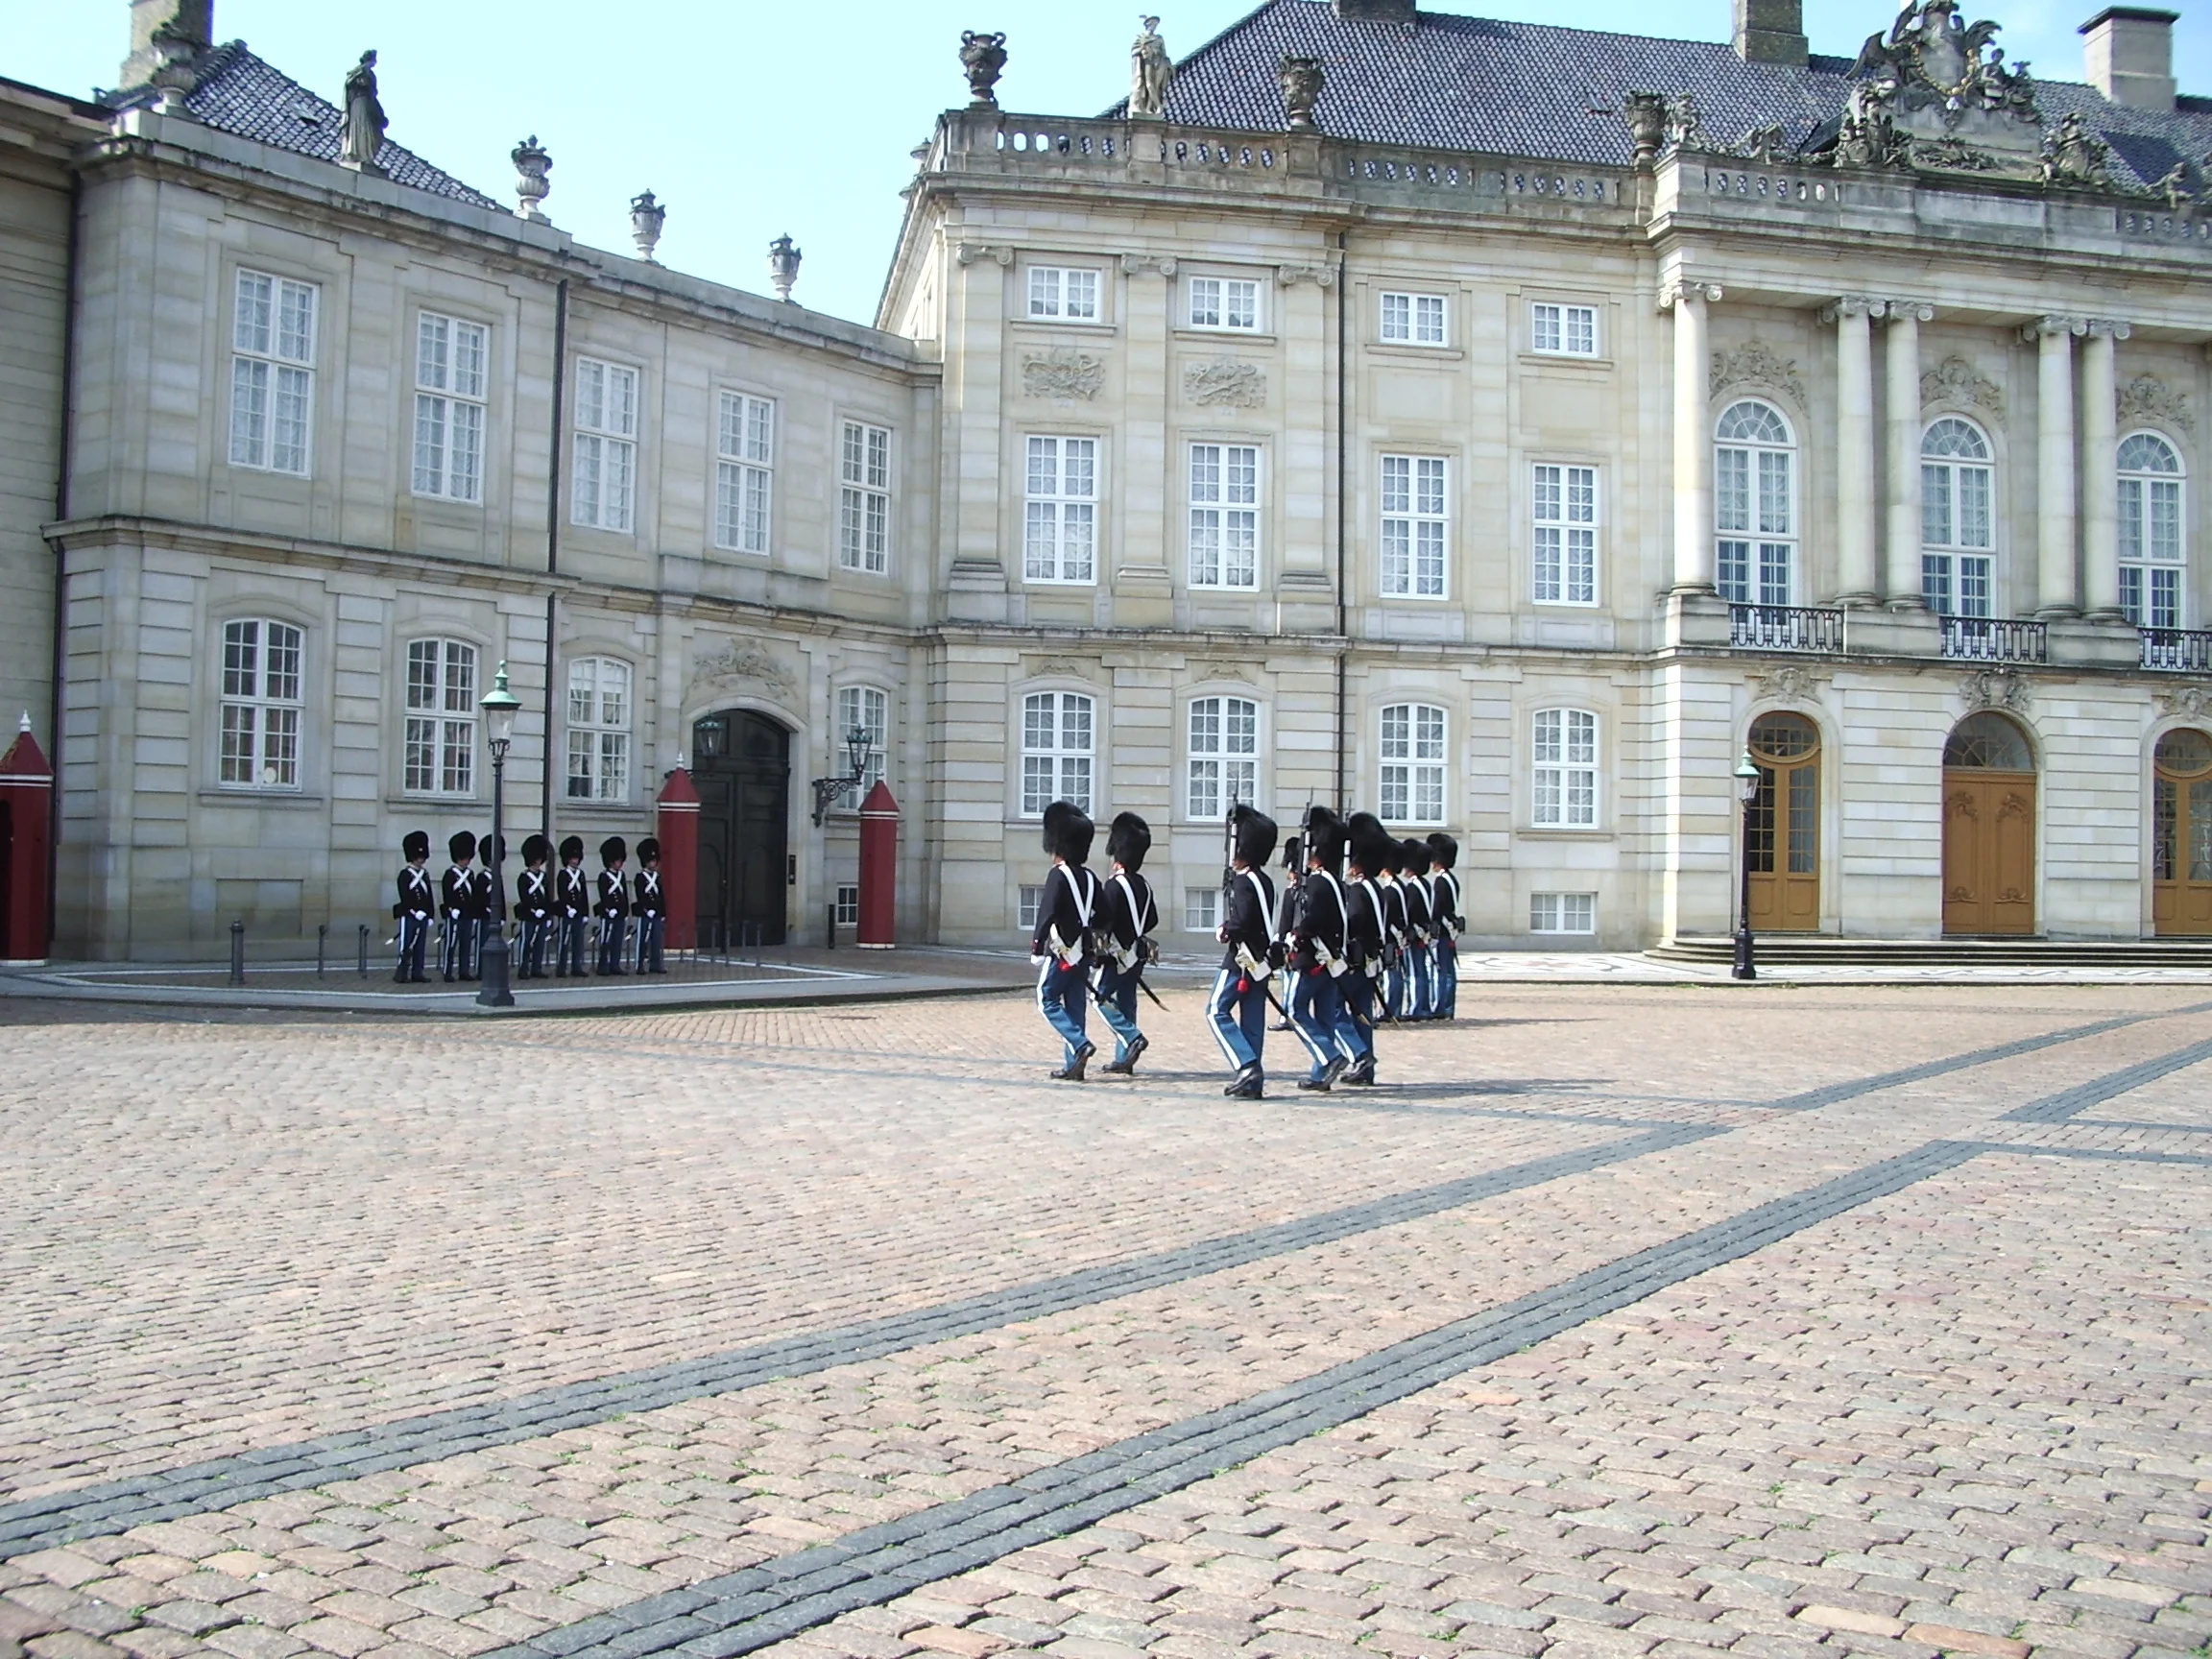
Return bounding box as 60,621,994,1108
1881,301,1934,609
1114,258,1173,621
1822,298,1883,605
1277,268,1333,598
944,241,1010,615
2024,315,2086,617
2080,319,2129,620
1662,280,1722,592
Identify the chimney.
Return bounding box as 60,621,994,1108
1332,0,1417,22
2080,7,2177,110
121,0,212,87
1734,0,1807,64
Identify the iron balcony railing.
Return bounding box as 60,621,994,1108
2140,627,2212,672
1728,604,1846,654
1939,615,2047,664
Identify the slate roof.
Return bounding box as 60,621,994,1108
1110,0,2212,190
124,40,502,210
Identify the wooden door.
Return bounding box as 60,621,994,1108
691,711,791,947
1942,773,2036,935
2152,730,2212,935
1747,713,1818,931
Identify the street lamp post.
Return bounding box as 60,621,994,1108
476,662,523,1009
1732,746,1761,982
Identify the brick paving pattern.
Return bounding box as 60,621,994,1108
0,985,2205,1659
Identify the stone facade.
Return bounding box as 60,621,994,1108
9,0,2212,957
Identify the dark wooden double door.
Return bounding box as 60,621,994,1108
692,710,790,948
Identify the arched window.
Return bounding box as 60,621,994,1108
1942,710,2033,771
218,617,303,790
1921,418,1994,617
565,658,632,803
1380,703,1447,825
1188,695,1259,820
2119,432,2185,631
1530,708,1598,828
403,637,477,796
1021,690,1094,815
1715,400,1794,606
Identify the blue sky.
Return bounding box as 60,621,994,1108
17,0,2207,325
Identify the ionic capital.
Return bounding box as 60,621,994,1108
954,242,1015,267
2082,317,2132,341
2021,314,2087,341
1276,263,1336,287
1880,300,1936,325
1819,296,1886,323
1658,278,1723,311
1118,253,1178,276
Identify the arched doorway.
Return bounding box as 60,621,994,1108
2152,728,2212,936
1747,710,1819,931
692,709,790,947
1942,711,2036,936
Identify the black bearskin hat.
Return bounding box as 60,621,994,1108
402,830,430,861
559,834,585,862
1304,805,1346,875
481,832,505,864
1232,804,1277,868
600,835,628,865
1426,831,1458,871
521,834,550,864
1346,812,1392,877
1400,836,1431,875
447,830,477,861
1106,811,1150,873
1042,800,1094,863
637,836,661,864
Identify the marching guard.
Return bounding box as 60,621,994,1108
1285,807,1368,1092
394,830,434,983
1426,832,1461,1021
1208,805,1278,1099
1398,837,1435,1020
1030,801,1101,1080
555,835,589,976
594,836,631,975
440,830,480,982
1378,835,1410,1022
515,835,554,979
1094,812,1158,1075
633,837,667,974
1342,813,1393,1084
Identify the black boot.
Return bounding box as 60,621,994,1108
1224,1063,1262,1098
1103,1033,1148,1075
1052,1040,1095,1082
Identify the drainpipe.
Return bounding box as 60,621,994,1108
541,277,568,839
1333,227,1349,810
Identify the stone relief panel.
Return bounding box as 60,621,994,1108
1709,341,1805,409
691,644,801,702
1959,667,2031,713
1021,349,1105,401
1748,664,1832,706
2154,685,2212,722
1184,360,1266,408
1921,354,2005,418
2119,373,2195,435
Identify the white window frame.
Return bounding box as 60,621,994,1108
838,419,893,574
715,392,774,555
835,685,890,799
403,638,479,798
1920,416,1995,618
1026,265,1101,324
2119,430,2186,631
1023,435,1098,585
1381,454,1449,599
834,884,861,926
1531,708,1599,829
1380,291,1447,347
1020,690,1094,817
217,617,304,791
1189,442,1261,590
1715,399,1796,607
1018,884,1045,930
1380,703,1447,827
1530,892,1597,934
412,311,488,503
571,357,638,533
565,657,632,804
228,269,317,477
1531,463,1599,607
1187,694,1260,822
1187,275,1261,332
1530,301,1599,357
1184,887,1220,933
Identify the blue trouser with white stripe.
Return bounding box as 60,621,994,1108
1036,955,1090,1065
441,915,479,979
1207,967,1266,1073
395,914,428,981
1289,965,1364,1080
1431,933,1457,1019
1094,961,1142,1062
1342,968,1378,1058
555,915,587,975
1403,938,1434,1019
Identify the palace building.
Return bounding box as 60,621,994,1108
4,0,2210,958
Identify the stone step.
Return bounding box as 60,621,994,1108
1652,935,2212,967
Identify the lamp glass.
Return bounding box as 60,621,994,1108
1735,748,1760,803
847,725,870,779
480,661,523,750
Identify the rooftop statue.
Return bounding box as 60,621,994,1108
1130,16,1171,120
1847,0,2041,139
339,49,386,171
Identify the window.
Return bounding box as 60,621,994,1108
834,885,860,926
1023,436,1097,583
1531,463,1599,605
1530,892,1596,934
1185,887,1219,932
1381,455,1449,598
1531,709,1599,828
217,618,303,789
565,658,631,803
836,685,889,796
1380,703,1446,825
228,270,317,475
572,358,637,533
1027,266,1099,322
403,639,478,796
1188,276,1260,331
2120,432,2185,630
1188,695,1259,820
1380,291,1446,346
838,420,892,573
1531,302,1598,356
715,393,774,554
1716,400,1795,606
1021,690,1094,815
1189,443,1260,589
1018,885,1044,930
1921,417,1994,617
412,312,487,502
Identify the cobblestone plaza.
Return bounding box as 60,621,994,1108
1,985,2207,1659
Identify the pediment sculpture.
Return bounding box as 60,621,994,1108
1848,0,2041,137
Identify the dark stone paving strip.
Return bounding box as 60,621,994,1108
1970,1141,2212,1166
0,1125,1713,1557
1767,1011,2174,1111
490,1140,1986,1659
1998,1034,2212,1122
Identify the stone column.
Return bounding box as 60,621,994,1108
1824,297,1883,606
1665,280,1722,592
2080,318,2128,619
1882,301,1933,608
2025,314,2085,617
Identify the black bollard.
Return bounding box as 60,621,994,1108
228,920,245,985
357,924,371,976
317,922,327,977
825,902,835,950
